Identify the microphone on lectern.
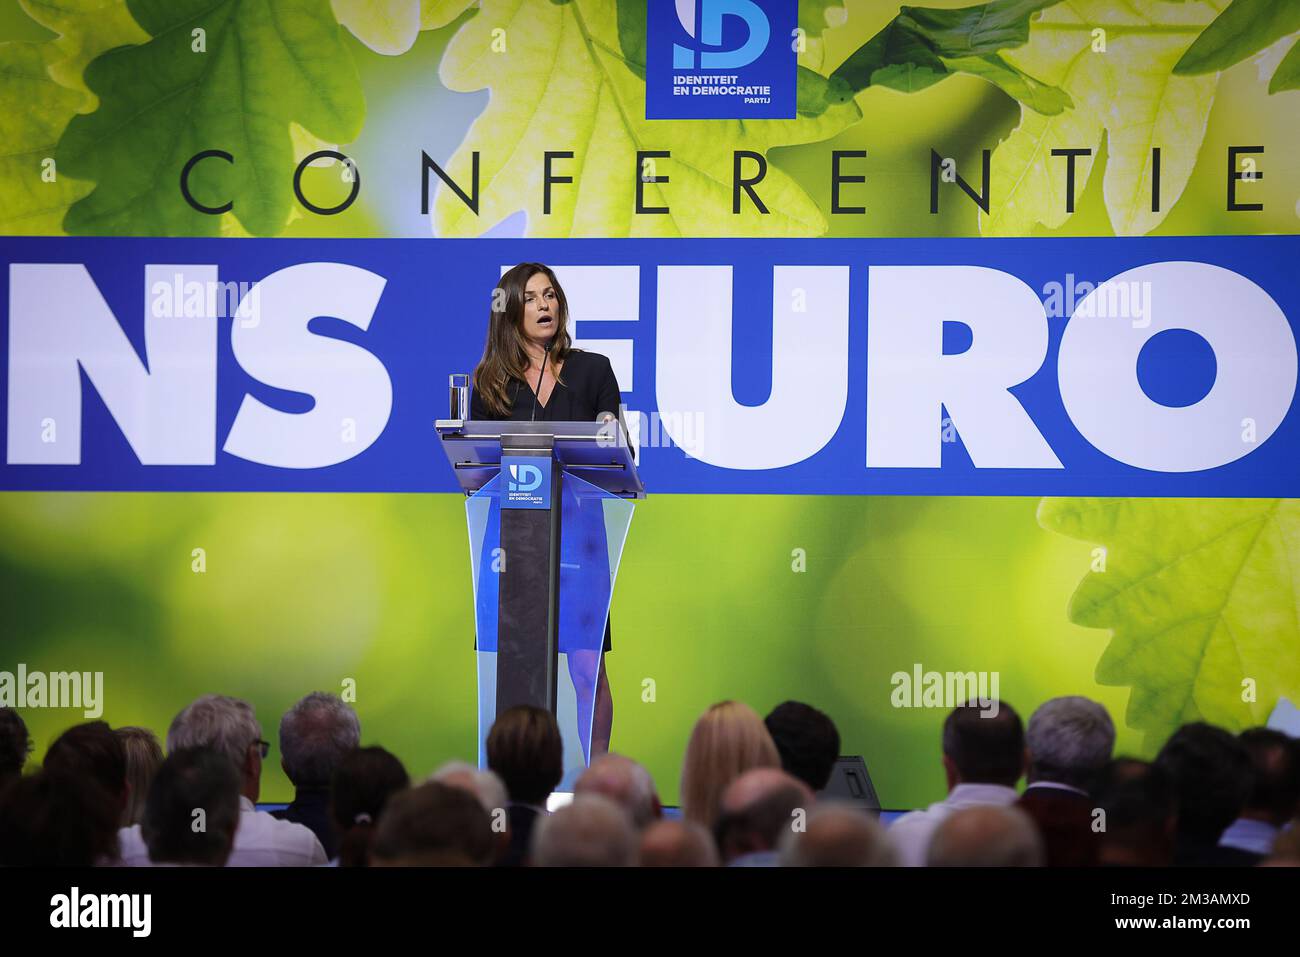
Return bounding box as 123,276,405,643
529,339,553,423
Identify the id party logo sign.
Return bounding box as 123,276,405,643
645,0,798,119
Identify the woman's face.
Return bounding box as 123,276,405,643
519,271,560,347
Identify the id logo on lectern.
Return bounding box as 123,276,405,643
646,0,797,120
503,457,550,509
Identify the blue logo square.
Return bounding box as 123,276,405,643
502,455,551,509
645,0,798,120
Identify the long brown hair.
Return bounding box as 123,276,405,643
116,726,164,828
472,262,572,416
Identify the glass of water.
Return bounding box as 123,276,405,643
449,373,470,420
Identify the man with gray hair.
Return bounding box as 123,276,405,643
429,760,509,817
779,803,894,867
573,753,659,829
928,805,1045,867
117,694,327,866
1016,695,1115,866
271,691,361,858
531,794,639,867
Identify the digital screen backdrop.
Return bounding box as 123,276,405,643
1,0,1298,808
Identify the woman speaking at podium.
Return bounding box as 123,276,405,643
470,262,622,757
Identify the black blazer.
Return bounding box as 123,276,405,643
1017,785,1099,867
470,349,621,423
468,348,624,654
269,787,337,859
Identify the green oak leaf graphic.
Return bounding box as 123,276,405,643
18,0,149,95
56,0,365,237
1173,0,1300,94
800,0,847,37
1039,498,1300,752
983,0,1226,237
331,0,477,55
0,1,147,233
940,51,1072,114
830,0,1073,112
797,0,848,72
1271,35,1300,92
432,0,861,238
420,0,478,30
0,42,96,233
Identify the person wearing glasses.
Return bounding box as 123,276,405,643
470,263,627,759
115,694,327,866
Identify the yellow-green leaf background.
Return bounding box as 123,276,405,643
0,0,1296,808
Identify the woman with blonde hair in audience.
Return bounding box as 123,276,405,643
680,701,781,827
115,726,163,827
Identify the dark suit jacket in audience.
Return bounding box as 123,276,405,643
270,787,337,860
1017,783,1099,867
498,804,542,868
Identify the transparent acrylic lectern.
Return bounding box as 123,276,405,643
435,418,643,790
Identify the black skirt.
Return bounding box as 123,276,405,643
472,610,613,653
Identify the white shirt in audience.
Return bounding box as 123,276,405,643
886,782,1019,867
1218,817,1279,857
117,796,327,867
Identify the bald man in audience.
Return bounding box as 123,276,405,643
779,803,894,866
715,767,814,866
927,805,1045,867
573,753,659,829
640,819,720,867
531,794,639,867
